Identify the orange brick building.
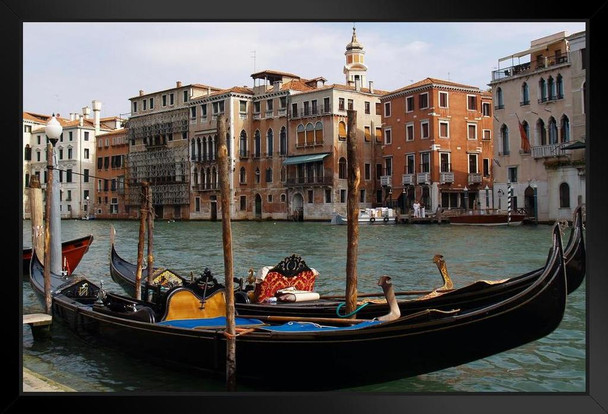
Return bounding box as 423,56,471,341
380,78,494,214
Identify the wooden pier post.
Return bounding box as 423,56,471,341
134,182,149,301
218,114,237,391
29,176,44,263
146,184,155,291
345,109,360,317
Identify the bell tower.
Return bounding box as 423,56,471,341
343,26,368,88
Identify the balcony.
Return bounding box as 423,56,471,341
402,174,415,186
192,183,218,192
491,55,569,82
468,173,482,184
380,175,391,187
532,144,567,159
440,172,454,184
417,172,430,185
286,176,333,187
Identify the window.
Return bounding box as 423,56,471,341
347,99,354,110
419,93,429,109
539,79,546,102
440,153,450,172
561,115,570,143
467,95,477,111
303,101,310,116
364,126,371,142
338,121,347,141
325,189,331,203
364,102,370,114
521,82,530,105
467,123,477,140
239,100,247,113
340,189,347,203
323,97,330,112
150,97,154,109
468,154,478,173
255,168,261,184
507,166,518,183
439,121,449,138
384,102,391,117
267,129,274,155
364,163,371,180
339,98,345,111
310,100,316,115
266,168,273,183
547,76,555,100
501,124,510,155
482,102,491,116
280,97,287,109
496,87,504,109
305,123,314,146
384,157,392,176
559,183,570,208
201,104,207,118
84,131,89,141
213,101,224,114
254,130,261,157
482,129,491,140
297,124,305,146
240,196,247,211
384,128,392,145
406,123,414,141
483,159,490,177
183,91,188,102
162,95,167,106
308,190,313,203
548,117,558,145
439,92,448,108
239,130,247,157
239,167,246,184
375,127,382,143
360,189,366,203
190,106,196,118
420,152,430,173
280,127,287,155
291,103,298,116
556,74,564,99
406,96,415,112
170,93,174,105
421,121,430,139
338,157,347,179
405,154,415,174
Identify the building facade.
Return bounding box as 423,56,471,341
380,78,494,215
94,128,131,219
23,101,120,219
489,31,586,222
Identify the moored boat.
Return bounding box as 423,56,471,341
448,212,526,226
29,223,567,389
22,234,93,277
109,205,585,319
331,207,397,224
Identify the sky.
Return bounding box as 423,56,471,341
23,21,586,120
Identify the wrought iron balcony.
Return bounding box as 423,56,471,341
402,174,415,186
468,173,482,184
532,144,567,159
417,172,430,184
286,176,333,186
440,172,454,184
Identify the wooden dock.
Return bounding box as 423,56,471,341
23,313,52,340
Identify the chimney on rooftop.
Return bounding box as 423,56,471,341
369,81,374,94
177,81,182,88
139,90,144,96
70,113,76,121
92,100,101,134
82,106,90,119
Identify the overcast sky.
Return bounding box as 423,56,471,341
23,21,586,120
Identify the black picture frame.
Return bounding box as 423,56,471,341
6,1,606,413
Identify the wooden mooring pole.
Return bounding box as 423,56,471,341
345,109,360,317
29,176,44,263
218,114,237,391
134,182,149,301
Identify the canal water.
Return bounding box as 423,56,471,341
21,219,586,392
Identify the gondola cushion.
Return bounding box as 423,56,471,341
253,269,318,303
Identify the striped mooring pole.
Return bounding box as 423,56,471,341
507,182,512,225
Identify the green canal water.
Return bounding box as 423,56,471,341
21,219,586,392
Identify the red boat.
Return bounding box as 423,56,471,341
22,234,93,276
449,212,526,226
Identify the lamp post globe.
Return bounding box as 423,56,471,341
45,114,63,144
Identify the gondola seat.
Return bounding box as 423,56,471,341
161,287,227,321
252,254,318,303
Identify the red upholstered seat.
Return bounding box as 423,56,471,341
253,269,317,303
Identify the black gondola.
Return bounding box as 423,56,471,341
109,205,585,319
30,223,567,390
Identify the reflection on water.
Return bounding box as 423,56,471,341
22,219,585,392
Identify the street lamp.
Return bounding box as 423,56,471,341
85,196,90,220
497,189,504,210
463,186,469,212
42,114,62,312
485,185,490,211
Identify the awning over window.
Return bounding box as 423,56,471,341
282,153,331,165
562,141,585,150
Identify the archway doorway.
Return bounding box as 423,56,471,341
292,193,304,221
524,186,535,218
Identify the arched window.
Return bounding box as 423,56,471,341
254,130,261,158
521,120,530,152
202,137,207,161
266,128,274,156
206,167,211,188
239,130,247,157
305,123,314,146
521,82,529,105
556,74,564,99
500,124,509,155
548,117,558,145
537,119,546,146
547,76,555,100
338,157,347,179
211,166,217,188
338,121,347,140
280,127,287,155
190,139,196,161
539,78,547,102
561,115,570,143
297,124,305,147
239,167,246,184
315,121,323,144
496,87,504,108
24,144,31,161
559,183,570,208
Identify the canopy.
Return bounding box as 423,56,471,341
562,141,586,150
282,153,330,165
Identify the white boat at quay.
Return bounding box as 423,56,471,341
330,207,397,225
